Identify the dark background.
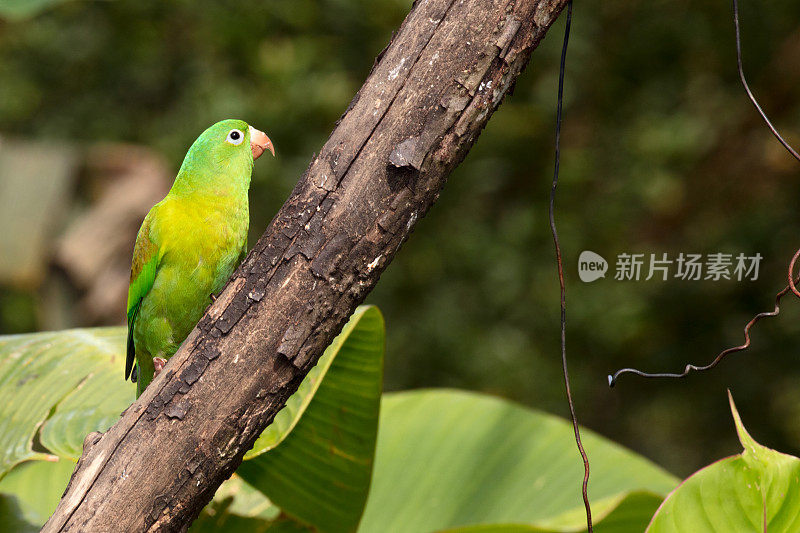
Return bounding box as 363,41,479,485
1,0,799,477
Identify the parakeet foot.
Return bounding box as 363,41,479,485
153,357,167,376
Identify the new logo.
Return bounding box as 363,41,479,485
578,251,608,282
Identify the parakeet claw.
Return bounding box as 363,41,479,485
153,357,167,376
209,293,217,302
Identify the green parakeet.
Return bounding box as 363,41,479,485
125,119,274,397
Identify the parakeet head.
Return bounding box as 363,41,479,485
173,118,274,194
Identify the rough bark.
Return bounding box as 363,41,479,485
44,0,569,530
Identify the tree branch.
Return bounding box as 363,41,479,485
44,0,569,530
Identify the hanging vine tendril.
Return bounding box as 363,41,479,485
609,272,800,387
732,0,800,163
548,2,592,531
608,0,800,387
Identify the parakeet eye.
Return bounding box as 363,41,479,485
225,129,244,145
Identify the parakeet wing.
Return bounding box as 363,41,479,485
126,213,161,380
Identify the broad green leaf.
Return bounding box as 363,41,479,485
207,475,278,521
237,305,385,533
441,526,551,533
0,327,126,478
0,494,37,533
192,476,312,533
39,356,133,460
192,501,312,533
647,392,800,532
588,491,671,533
0,307,384,531
359,390,679,533
0,459,74,528
440,492,668,533
0,460,299,533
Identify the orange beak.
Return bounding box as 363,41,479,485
249,126,275,160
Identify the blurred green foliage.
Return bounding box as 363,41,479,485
1,0,800,478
